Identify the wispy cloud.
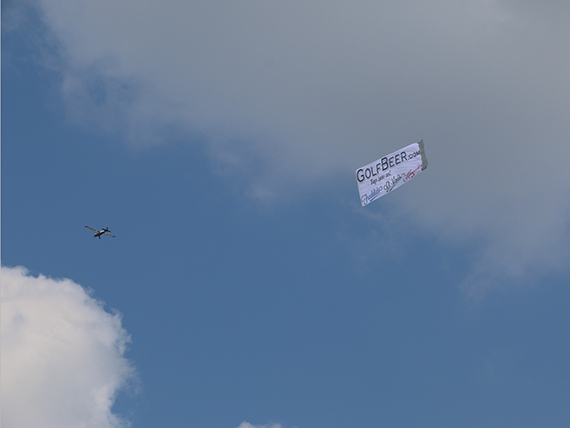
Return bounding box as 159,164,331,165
1,265,136,428
237,422,283,428
10,0,570,288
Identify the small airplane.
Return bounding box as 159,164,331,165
85,226,115,239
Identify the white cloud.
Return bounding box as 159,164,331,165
1,265,136,428
237,422,282,428
14,0,570,287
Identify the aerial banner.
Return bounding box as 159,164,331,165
356,140,428,207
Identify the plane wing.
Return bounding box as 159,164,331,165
85,226,98,232
103,233,115,238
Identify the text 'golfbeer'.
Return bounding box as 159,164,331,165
356,140,428,207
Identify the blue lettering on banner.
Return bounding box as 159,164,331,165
361,186,383,205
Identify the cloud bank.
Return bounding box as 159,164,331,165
1,265,136,428
237,423,282,428
9,0,570,286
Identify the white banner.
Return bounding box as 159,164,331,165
356,140,428,206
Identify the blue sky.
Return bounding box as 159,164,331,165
2,1,570,427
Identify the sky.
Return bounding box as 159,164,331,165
2,0,570,427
